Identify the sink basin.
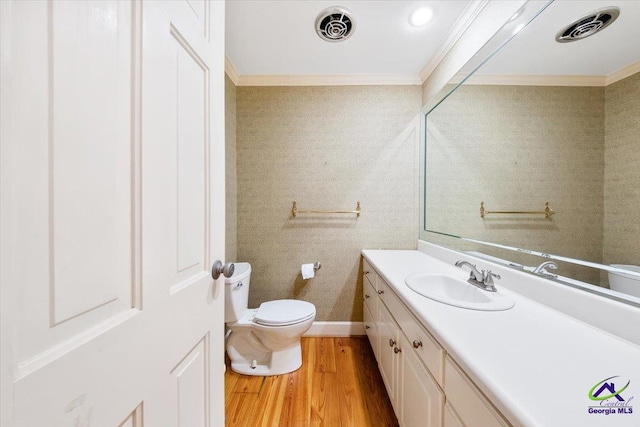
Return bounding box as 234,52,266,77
405,273,515,311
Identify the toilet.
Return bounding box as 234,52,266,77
225,262,316,376
608,264,640,298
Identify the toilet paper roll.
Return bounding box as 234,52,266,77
301,263,315,280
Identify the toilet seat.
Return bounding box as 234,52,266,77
254,300,316,327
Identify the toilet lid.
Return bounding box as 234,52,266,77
254,300,316,326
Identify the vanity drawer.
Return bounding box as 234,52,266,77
363,275,377,317
363,257,377,291
376,277,394,311
444,356,510,427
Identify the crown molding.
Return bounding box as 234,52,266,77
419,0,490,84
234,74,421,87
606,61,640,85
225,57,638,89
224,55,239,85
453,73,606,86
451,62,640,87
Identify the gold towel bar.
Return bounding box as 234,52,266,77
291,201,361,218
480,201,555,219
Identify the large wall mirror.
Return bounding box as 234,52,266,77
420,0,640,306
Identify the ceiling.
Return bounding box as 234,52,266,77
225,1,640,84
478,0,640,77
225,1,473,82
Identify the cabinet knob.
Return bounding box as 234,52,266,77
365,325,370,330
365,294,370,299
394,347,402,354
378,290,384,295
388,339,396,347
364,271,370,275
412,340,423,349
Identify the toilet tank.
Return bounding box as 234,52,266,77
224,262,251,322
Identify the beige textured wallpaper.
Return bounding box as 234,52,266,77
225,75,237,261
235,86,421,321
424,85,605,284
603,72,640,267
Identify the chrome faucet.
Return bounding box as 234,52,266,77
533,261,558,278
455,260,500,292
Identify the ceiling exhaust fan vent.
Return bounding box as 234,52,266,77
556,7,620,43
315,6,356,42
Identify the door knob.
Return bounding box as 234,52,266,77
211,260,234,280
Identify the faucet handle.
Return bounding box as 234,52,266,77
482,270,501,286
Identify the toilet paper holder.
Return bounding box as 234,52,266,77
301,262,321,280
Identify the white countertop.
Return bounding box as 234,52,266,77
362,249,640,427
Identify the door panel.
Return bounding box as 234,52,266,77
12,0,138,368
118,403,144,427
171,335,209,427
184,0,209,39
174,28,208,277
50,0,133,324
1,0,226,425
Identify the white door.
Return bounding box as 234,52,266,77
0,1,226,426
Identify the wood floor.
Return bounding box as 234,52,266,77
225,337,399,427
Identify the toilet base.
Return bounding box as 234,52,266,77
229,341,302,376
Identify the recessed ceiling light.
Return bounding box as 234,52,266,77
409,7,433,27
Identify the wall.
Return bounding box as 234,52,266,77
225,75,237,261
603,72,640,267
236,85,421,321
424,84,605,284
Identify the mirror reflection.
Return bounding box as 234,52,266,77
421,0,640,303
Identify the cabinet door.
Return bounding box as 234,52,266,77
363,299,379,361
444,356,510,427
398,334,444,427
444,403,465,427
377,303,399,407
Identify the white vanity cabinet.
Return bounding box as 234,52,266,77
363,259,444,427
362,256,509,427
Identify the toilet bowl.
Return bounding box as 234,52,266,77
608,265,640,298
225,262,316,376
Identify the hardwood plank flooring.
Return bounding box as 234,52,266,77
225,337,399,427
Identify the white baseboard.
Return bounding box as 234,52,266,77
304,321,366,337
